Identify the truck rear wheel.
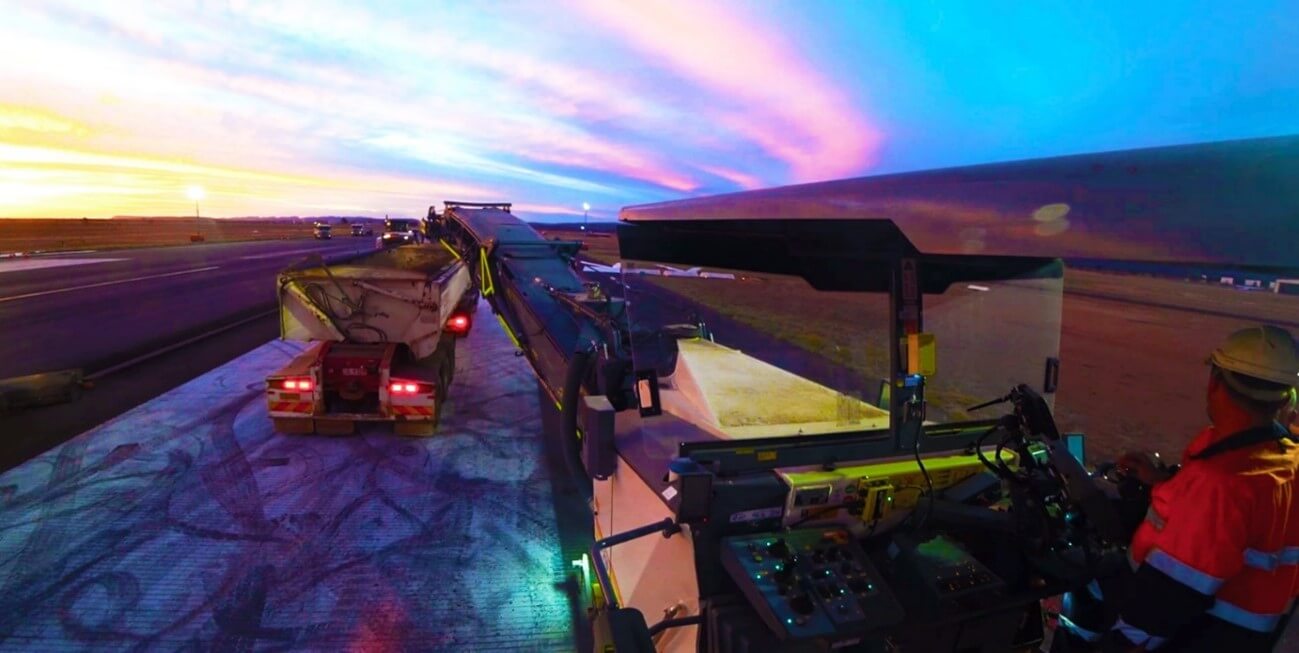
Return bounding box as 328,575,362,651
439,348,455,400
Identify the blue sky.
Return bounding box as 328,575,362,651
1,0,1295,220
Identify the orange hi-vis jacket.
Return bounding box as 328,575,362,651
1123,421,1299,644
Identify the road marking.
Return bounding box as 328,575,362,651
37,249,98,255
0,257,127,273
240,247,350,261
0,266,220,304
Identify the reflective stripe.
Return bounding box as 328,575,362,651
1243,546,1299,571
269,401,313,413
1058,614,1103,643
1145,506,1166,530
1208,598,1283,633
1114,618,1169,650
1145,549,1224,595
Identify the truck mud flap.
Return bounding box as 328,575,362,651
271,417,314,435
313,418,355,435
394,420,436,437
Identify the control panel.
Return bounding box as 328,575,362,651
779,451,1004,528
886,532,1004,609
719,527,904,642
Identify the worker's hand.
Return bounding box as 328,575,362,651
1116,451,1172,486
1281,399,1298,437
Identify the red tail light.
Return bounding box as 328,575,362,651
445,313,471,336
389,381,426,394
281,378,313,391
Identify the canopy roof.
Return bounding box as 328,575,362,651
621,135,1299,271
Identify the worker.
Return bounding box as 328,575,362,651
1055,325,1299,652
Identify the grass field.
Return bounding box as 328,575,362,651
539,227,1299,464
0,217,322,253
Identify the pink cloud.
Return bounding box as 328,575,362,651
574,0,883,182
167,42,698,193
697,164,764,191
514,202,587,216
503,123,699,192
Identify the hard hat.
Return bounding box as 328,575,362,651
1209,325,1299,401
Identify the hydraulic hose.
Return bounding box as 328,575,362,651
560,348,595,503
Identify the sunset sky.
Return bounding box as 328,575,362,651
2,1,1296,221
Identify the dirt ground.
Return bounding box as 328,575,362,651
0,217,321,253
539,227,1299,465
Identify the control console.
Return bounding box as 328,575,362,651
885,532,1005,611
719,527,904,641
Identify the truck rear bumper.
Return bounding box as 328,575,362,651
266,410,435,422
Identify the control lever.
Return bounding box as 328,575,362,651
773,562,795,586
967,392,1013,412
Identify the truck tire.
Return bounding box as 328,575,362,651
434,354,453,419
442,341,456,390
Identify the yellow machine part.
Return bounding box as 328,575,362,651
780,450,1017,525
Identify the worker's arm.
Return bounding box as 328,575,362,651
1101,474,1249,651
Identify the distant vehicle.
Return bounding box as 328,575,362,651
351,224,374,237
1278,279,1299,296
379,218,423,248
313,223,332,240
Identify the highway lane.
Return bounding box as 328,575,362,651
0,238,372,379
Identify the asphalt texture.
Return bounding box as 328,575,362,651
0,301,583,651
0,238,371,380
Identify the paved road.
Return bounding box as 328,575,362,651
0,239,371,379
0,302,581,651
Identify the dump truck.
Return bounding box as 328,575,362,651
266,245,476,436
313,222,332,239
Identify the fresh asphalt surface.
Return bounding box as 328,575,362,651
0,238,371,380
0,302,585,650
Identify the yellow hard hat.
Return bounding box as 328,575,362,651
1209,325,1299,401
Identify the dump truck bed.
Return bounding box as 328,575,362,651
277,246,471,360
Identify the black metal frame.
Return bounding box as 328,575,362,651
591,518,679,610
